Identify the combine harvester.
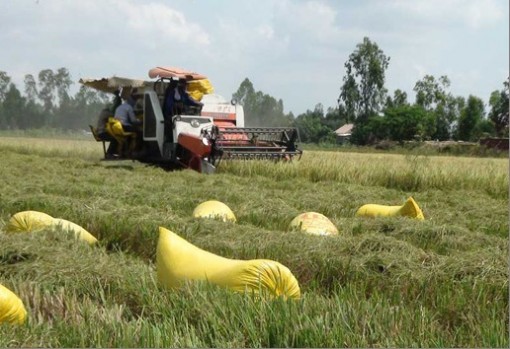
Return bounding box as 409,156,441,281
81,67,302,173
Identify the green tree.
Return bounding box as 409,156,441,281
456,95,485,141
22,73,46,128
232,78,255,107
24,74,38,102
353,105,434,144
383,105,434,142
38,69,56,114
293,104,334,143
352,116,387,144
0,83,26,129
322,106,345,132
71,85,111,129
23,99,45,129
338,75,359,124
232,78,292,127
0,71,11,102
474,118,496,139
413,75,461,140
385,89,409,109
414,75,450,109
53,68,75,129
338,37,390,125
0,68,112,130
54,67,73,103
488,80,509,137
0,71,11,128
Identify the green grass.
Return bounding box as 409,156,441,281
302,140,509,158
0,136,508,347
0,128,92,140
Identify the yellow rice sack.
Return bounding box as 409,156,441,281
192,200,236,223
5,210,55,233
156,227,300,299
356,197,425,220
289,212,339,236
5,211,98,244
0,283,27,325
52,218,98,245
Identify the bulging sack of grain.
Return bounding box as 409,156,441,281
156,227,300,299
187,79,214,101
52,218,98,245
356,196,425,220
192,200,236,223
5,210,55,233
5,211,98,244
289,212,339,236
0,283,27,325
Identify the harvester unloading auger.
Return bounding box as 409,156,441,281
81,66,302,173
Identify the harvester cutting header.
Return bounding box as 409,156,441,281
81,66,302,173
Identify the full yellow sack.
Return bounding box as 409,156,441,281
0,283,27,325
5,211,98,244
289,212,339,236
5,210,55,233
187,79,214,101
106,117,126,137
156,227,300,299
193,200,236,223
52,218,98,245
356,197,425,220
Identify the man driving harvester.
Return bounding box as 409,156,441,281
163,79,203,118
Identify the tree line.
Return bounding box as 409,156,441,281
336,37,508,144
233,37,508,144
0,37,508,145
0,68,110,131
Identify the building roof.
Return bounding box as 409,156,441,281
334,123,354,136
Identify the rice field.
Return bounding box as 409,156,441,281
0,135,508,347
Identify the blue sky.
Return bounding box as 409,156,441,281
0,0,508,115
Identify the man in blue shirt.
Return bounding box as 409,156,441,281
114,95,142,132
163,79,203,118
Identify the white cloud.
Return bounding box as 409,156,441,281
275,0,341,43
389,0,504,28
257,25,275,40
119,1,210,46
412,64,429,80
0,0,507,115
465,0,503,28
293,1,339,39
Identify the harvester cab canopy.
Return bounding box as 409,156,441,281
79,67,214,100
78,76,154,94
78,76,157,104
